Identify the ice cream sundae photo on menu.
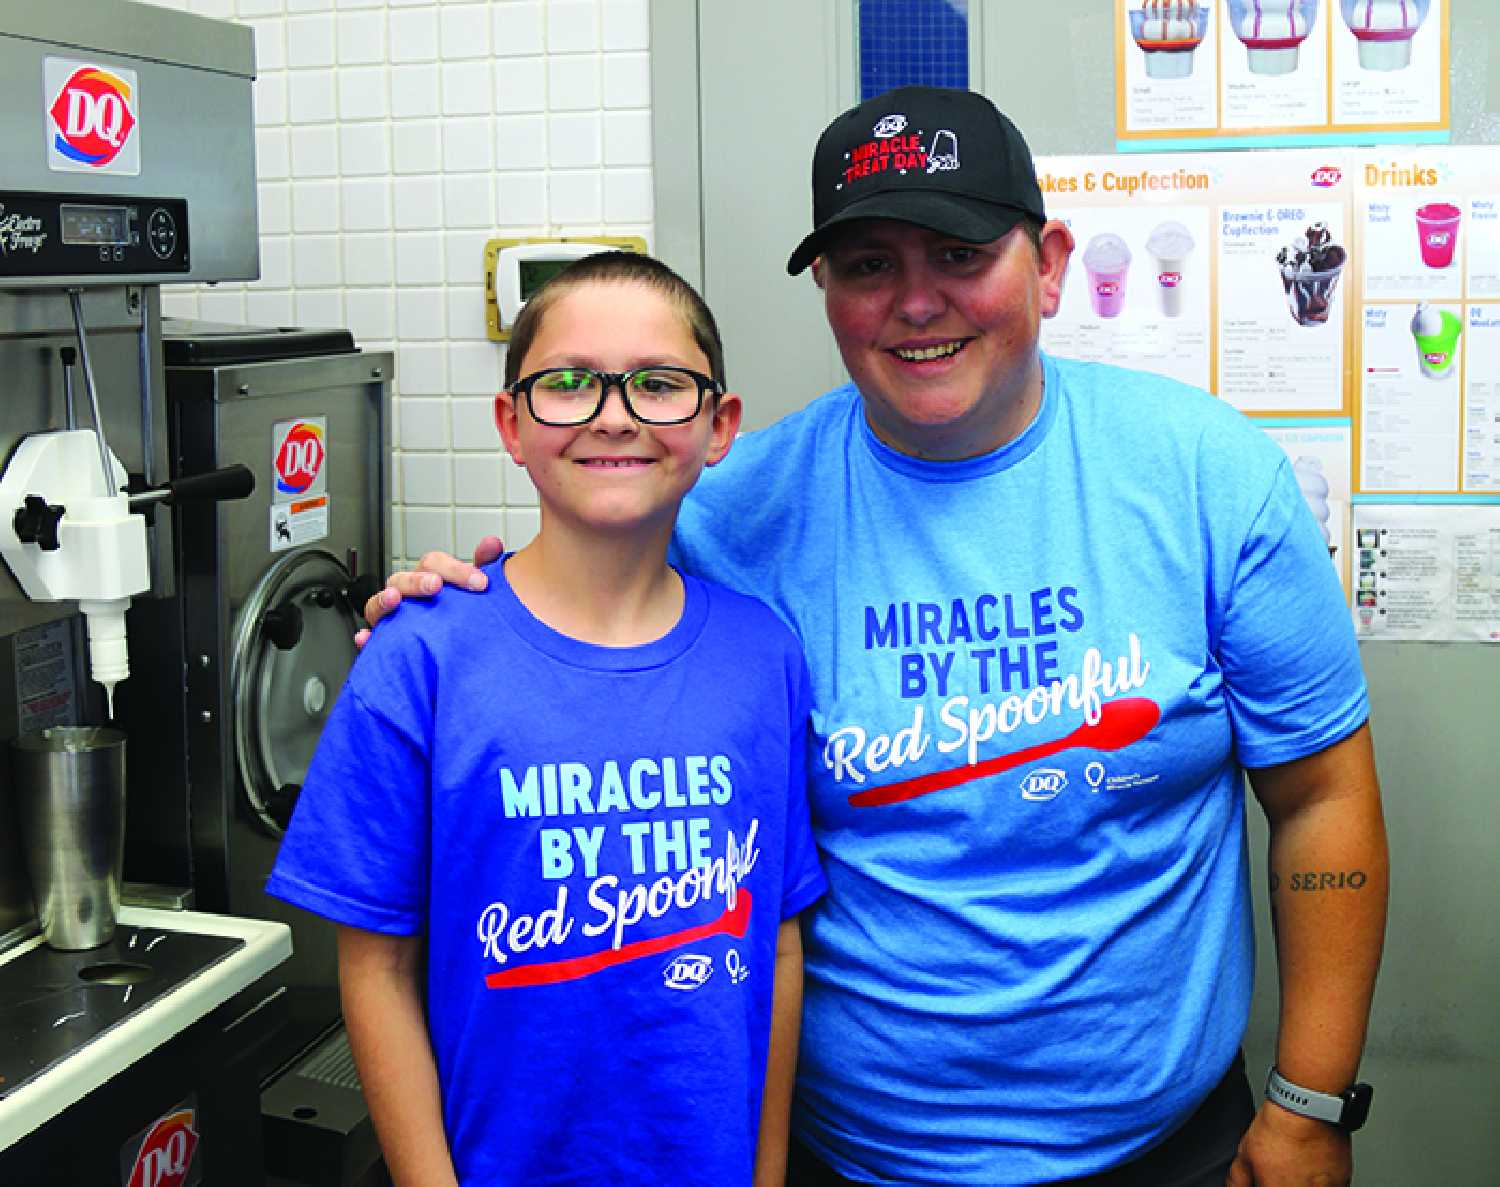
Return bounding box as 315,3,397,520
1276,221,1347,326
1128,2,1211,79
1227,0,1321,76
1340,0,1430,71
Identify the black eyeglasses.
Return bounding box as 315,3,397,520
509,366,722,427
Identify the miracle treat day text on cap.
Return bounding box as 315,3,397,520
786,86,1048,275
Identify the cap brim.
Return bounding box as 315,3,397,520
786,191,1030,275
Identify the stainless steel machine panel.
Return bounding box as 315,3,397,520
118,337,391,1086
0,0,257,286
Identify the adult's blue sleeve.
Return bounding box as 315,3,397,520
1217,455,1369,769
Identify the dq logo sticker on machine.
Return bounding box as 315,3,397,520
45,58,141,175
270,417,329,552
119,1101,201,1187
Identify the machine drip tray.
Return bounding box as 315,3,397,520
0,926,243,1100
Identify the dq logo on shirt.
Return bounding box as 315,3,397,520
48,65,138,169
275,421,327,495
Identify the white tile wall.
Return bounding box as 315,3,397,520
152,0,653,565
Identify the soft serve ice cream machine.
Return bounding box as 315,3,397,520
0,1,259,739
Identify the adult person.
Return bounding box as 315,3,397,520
364,87,1388,1187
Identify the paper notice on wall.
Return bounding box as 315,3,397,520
1350,503,1500,640
1115,0,1449,149
14,619,78,733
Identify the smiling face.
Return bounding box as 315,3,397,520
814,218,1073,461
495,280,741,540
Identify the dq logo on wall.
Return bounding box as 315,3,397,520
45,58,141,175
273,419,328,499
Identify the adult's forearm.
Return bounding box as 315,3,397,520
1256,727,1389,1092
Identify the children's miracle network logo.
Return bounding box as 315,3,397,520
47,61,139,172
275,421,327,496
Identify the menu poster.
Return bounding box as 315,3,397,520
1116,0,1450,148
1039,149,1353,416
1350,503,1500,641
1352,148,1500,495
1264,420,1353,580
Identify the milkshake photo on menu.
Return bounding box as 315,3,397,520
1083,233,1133,319
1042,204,1212,392
1119,0,1219,132
1225,0,1321,74
1146,221,1196,318
1330,0,1445,123
1410,302,1462,379
1339,0,1431,70
1359,186,1466,302
1415,202,1462,268
1219,0,1330,130
1128,1,1212,78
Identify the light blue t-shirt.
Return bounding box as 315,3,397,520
672,352,1368,1184
268,562,826,1187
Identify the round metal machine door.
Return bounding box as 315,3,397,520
231,549,359,836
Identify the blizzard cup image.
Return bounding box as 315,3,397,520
1276,221,1347,326
1146,220,1195,318
1410,303,1462,379
1414,202,1462,268
1128,2,1211,79
1227,0,1321,75
1340,0,1430,70
1083,233,1133,318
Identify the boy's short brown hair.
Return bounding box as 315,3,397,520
503,252,727,389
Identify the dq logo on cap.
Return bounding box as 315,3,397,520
124,1108,199,1187
275,421,327,495
48,65,138,168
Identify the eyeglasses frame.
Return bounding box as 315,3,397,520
508,365,724,427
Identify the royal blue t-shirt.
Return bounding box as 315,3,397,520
268,562,826,1187
672,353,1368,1184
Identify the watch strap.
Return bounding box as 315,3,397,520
1265,1067,1372,1131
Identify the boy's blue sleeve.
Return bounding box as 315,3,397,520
266,641,433,934
781,652,827,919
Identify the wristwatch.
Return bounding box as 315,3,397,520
1265,1067,1374,1132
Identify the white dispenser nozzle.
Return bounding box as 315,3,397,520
0,433,150,716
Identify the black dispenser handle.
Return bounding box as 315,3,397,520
130,464,255,511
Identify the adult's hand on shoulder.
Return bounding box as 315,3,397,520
1225,1101,1351,1187
355,535,505,647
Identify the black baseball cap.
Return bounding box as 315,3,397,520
787,86,1048,276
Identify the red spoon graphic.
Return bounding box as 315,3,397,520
847,697,1161,808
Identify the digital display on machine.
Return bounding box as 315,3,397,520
60,204,131,246
519,258,575,301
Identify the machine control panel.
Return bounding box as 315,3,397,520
0,190,190,278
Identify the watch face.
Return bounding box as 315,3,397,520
1341,1082,1374,1131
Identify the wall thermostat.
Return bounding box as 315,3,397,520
484,235,648,341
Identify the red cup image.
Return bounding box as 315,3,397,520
1414,202,1461,269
